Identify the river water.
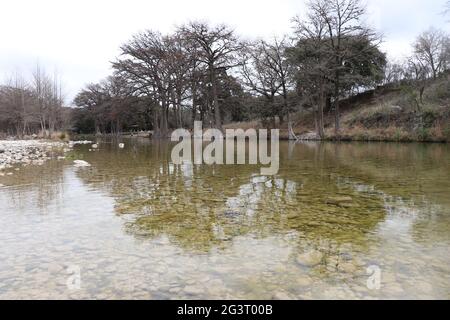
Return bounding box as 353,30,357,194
0,139,449,299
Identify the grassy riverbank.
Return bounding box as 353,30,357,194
225,75,450,143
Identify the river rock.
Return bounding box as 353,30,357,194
0,140,66,168
339,262,358,274
183,285,203,296
326,196,353,206
296,277,313,287
296,250,323,267
73,160,91,167
272,291,293,300
416,281,433,293
69,140,92,146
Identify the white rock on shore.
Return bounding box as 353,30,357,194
0,140,67,170
68,140,93,147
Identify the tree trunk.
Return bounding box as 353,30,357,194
334,70,340,138
210,65,222,131
317,80,325,139
153,105,160,138
159,101,168,138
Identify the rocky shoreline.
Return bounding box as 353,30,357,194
0,140,69,172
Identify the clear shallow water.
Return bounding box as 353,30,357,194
0,139,449,300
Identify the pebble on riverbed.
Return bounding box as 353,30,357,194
326,196,353,207
73,160,91,167
296,250,324,267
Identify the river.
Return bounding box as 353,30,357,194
0,139,449,299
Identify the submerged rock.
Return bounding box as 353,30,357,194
272,291,293,300
296,277,313,287
223,211,240,218
73,160,91,167
69,140,92,146
339,262,358,274
296,250,323,267
326,196,353,206
183,285,203,296
339,252,353,262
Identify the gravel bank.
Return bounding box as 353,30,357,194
0,140,69,171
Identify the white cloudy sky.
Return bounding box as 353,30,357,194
0,0,448,103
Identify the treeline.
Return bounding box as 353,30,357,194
73,0,391,138
2,0,447,139
0,65,68,138
383,27,450,110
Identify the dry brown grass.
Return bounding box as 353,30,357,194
48,131,71,142
223,120,263,130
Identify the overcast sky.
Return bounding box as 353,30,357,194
0,0,448,103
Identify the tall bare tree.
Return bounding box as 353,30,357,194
308,0,378,136
0,72,35,137
113,31,174,137
178,22,242,130
240,39,286,126
32,64,64,137
413,28,449,79
291,13,331,138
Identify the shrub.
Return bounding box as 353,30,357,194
442,124,450,142
416,127,430,141
49,131,70,141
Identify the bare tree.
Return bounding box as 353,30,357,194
240,38,294,128
31,64,64,137
291,13,331,138
165,33,193,128
413,28,449,79
178,22,242,130
0,66,65,137
113,31,174,137
383,61,406,85
308,0,379,136
405,56,428,109
268,37,296,138
0,72,35,137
